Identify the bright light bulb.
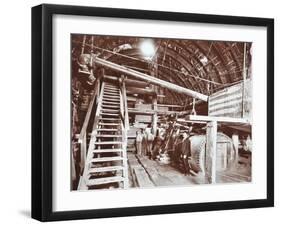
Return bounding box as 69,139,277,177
140,40,155,59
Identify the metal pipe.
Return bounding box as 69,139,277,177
93,56,209,102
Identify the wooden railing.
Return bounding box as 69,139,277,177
77,82,104,189
78,78,100,173
119,79,129,188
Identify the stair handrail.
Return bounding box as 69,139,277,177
78,78,100,142
120,76,129,130
119,80,129,188
77,81,104,189
78,78,100,174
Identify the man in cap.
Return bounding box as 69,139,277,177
181,130,192,176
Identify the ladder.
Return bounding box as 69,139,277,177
78,82,129,189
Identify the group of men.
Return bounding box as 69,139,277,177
135,129,155,159
173,131,192,176
135,127,193,176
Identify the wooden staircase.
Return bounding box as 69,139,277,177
78,82,129,190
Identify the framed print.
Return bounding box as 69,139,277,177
31,4,274,221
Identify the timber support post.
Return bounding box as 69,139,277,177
232,133,239,165
205,121,217,184
152,96,158,136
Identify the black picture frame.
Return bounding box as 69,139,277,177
32,4,274,222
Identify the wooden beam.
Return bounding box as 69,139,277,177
121,79,129,130
128,108,183,115
127,96,138,102
94,56,209,101
232,133,239,164
126,87,156,95
152,97,158,135
186,115,250,124
176,118,207,124
205,121,217,184
158,104,184,108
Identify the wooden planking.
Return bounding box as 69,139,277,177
127,153,155,188
133,167,155,187
208,79,252,119
136,155,198,186
186,115,250,124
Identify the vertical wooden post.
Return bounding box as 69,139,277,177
152,96,158,136
120,75,129,130
81,35,86,54
232,133,239,164
119,75,129,188
80,134,87,174
71,147,76,189
205,121,217,184
241,43,247,118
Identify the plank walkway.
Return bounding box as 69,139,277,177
127,153,251,188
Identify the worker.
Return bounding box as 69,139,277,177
141,129,148,156
135,130,143,156
146,129,155,158
181,131,192,176
151,130,163,160
170,128,180,164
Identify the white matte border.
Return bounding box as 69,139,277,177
53,14,267,212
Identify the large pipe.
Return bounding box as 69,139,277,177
93,56,208,102
104,75,148,88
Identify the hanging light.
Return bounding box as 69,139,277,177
140,39,155,60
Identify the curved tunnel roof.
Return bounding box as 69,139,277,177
72,35,252,105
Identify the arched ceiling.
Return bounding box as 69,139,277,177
72,35,252,105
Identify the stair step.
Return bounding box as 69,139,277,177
104,85,118,87
91,148,123,153
90,156,124,162
100,113,120,116
103,95,120,99
97,128,119,132
104,89,119,93
101,106,120,110
95,141,123,145
104,88,119,92
104,85,118,88
104,88,119,93
104,90,119,93
102,99,120,104
96,134,122,138
98,122,120,126
102,101,120,105
88,166,124,173
99,118,121,121
103,93,120,96
101,109,120,112
87,176,124,186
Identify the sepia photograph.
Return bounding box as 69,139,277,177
71,34,252,191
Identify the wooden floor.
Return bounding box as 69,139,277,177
127,152,251,188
